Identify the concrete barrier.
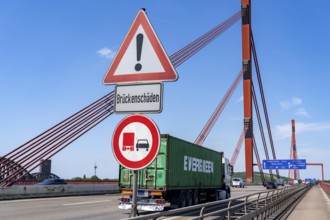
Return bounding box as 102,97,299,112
320,182,330,195
0,184,119,200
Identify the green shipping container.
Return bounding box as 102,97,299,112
119,134,224,190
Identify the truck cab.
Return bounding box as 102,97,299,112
223,158,232,196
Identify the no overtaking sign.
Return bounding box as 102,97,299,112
112,114,160,170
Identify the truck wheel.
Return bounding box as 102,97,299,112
193,190,199,205
226,190,230,199
187,190,193,206
215,190,220,201
179,192,187,208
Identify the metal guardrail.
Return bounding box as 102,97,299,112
123,185,311,220
232,184,310,220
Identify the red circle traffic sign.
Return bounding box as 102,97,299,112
112,114,160,170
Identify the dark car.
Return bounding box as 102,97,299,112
263,180,270,186
265,181,278,189
36,178,66,185
136,139,149,151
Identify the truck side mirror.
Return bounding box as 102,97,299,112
229,164,234,176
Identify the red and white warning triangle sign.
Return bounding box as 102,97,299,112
103,9,178,84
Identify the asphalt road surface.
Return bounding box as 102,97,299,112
0,186,270,220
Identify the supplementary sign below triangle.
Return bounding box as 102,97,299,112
103,9,178,84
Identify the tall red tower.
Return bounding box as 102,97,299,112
288,119,300,182
241,0,253,183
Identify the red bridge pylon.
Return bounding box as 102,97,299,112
288,119,300,183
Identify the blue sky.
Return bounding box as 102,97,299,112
1,1,330,181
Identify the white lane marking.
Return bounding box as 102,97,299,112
0,197,69,203
63,200,111,206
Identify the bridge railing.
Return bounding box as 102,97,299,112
124,185,310,220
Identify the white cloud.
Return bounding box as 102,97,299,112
274,122,330,139
295,108,310,118
279,97,302,110
274,123,292,139
230,116,242,121
279,97,310,118
236,96,243,103
97,47,116,59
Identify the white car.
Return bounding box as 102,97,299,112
232,178,245,188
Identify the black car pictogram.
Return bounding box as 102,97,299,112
136,139,149,151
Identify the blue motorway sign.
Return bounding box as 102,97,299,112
262,159,306,170
305,178,312,183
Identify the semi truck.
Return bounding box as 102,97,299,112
118,134,232,211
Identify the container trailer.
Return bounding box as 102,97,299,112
118,134,232,211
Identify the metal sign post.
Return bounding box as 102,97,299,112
129,170,139,217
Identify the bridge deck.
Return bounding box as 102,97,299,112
287,185,330,220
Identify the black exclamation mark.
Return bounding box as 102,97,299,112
135,33,143,72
